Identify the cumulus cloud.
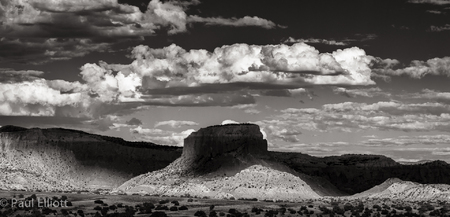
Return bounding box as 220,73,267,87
284,37,348,46
408,0,450,4
362,135,450,147
221,120,240,125
430,24,450,32
0,79,88,116
154,120,199,128
188,15,278,29
257,101,450,137
333,87,391,98
372,56,450,79
130,126,195,146
0,38,111,64
0,0,282,64
405,89,450,103
0,68,45,82
124,42,375,93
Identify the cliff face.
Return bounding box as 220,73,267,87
272,152,450,195
0,126,181,191
182,124,268,161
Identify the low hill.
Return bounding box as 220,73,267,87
351,178,450,201
0,126,181,192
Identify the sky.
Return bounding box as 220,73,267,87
1,0,450,162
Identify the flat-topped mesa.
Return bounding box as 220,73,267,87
182,123,268,160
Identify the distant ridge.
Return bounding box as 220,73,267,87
0,125,28,132
0,126,182,192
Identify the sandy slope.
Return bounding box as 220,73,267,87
351,178,450,201
115,156,322,201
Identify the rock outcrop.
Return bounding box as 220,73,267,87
182,123,268,160
116,123,343,200
0,126,181,192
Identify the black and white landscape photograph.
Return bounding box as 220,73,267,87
1,0,450,216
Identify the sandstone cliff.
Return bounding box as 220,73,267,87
0,126,181,192
182,123,267,159
180,123,268,175
116,123,339,200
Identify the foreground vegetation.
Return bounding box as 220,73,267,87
0,191,449,217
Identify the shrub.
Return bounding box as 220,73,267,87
93,206,102,211
179,205,188,210
143,202,156,209
155,205,169,210
171,200,179,206
150,211,168,217
228,208,238,215
101,207,109,216
42,207,54,215
209,210,218,217
344,203,354,211
159,199,170,204
210,205,215,210
94,200,104,204
188,198,194,202
170,206,178,211
77,210,84,217
195,210,207,217
219,212,225,216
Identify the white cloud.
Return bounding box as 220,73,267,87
408,0,450,5
130,126,194,146
406,89,450,102
373,56,450,79
333,87,391,98
284,37,348,46
363,135,450,147
188,15,278,29
126,42,376,90
258,101,450,136
0,0,280,64
154,120,199,128
244,108,261,114
221,120,239,125
430,24,450,32
0,68,45,82
0,79,88,116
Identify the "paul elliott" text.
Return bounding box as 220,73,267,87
11,198,68,208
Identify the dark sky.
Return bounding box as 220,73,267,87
1,0,450,162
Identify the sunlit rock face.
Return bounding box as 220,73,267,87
182,123,268,161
